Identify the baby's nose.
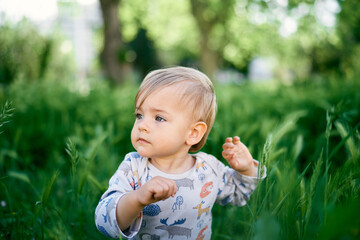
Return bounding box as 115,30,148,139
138,119,149,132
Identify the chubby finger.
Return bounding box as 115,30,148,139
222,150,234,160
225,137,233,143
153,182,173,200
233,136,241,144
222,142,235,151
164,180,177,198
150,178,177,200
168,180,177,197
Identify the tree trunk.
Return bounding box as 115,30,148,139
190,0,219,79
99,0,125,84
199,33,219,80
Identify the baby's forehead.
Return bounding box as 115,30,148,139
136,82,194,106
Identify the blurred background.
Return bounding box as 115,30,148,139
0,0,359,239
1,0,360,85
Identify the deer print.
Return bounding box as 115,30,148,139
193,201,210,219
195,161,207,172
155,218,192,239
175,178,194,190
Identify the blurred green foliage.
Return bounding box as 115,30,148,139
117,0,360,80
0,20,75,85
1,79,136,169
119,0,200,67
1,76,359,239
1,0,360,83
119,0,279,73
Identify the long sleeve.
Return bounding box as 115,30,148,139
198,152,266,206
95,151,266,239
95,152,144,239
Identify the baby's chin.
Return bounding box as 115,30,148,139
134,148,152,158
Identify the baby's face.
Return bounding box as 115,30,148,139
131,85,194,159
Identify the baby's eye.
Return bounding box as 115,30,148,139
135,113,143,119
155,116,166,122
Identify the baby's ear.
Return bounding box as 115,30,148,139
186,121,207,146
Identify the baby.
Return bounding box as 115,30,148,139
95,66,266,239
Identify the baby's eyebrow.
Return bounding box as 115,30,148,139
135,105,143,111
135,105,169,114
150,107,169,114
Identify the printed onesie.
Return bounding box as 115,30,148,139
95,152,266,239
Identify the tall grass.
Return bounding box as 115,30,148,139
0,101,14,135
210,81,360,240
1,78,359,239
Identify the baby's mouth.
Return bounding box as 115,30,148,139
138,138,150,144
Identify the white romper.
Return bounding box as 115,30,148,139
95,152,266,239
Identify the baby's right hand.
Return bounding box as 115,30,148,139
136,176,177,206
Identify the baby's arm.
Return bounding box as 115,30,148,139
222,136,256,177
116,176,177,231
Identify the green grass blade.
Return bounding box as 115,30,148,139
8,170,31,184
0,100,15,134
41,170,60,207
328,121,360,164
291,135,304,162
87,174,106,192
87,134,107,164
334,120,359,164
303,152,323,238
256,182,275,216
77,172,88,195
271,163,311,215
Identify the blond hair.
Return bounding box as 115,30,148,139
135,66,217,152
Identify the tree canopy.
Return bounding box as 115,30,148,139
1,0,359,84
117,0,359,81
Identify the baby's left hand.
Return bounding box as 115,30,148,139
222,136,256,177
